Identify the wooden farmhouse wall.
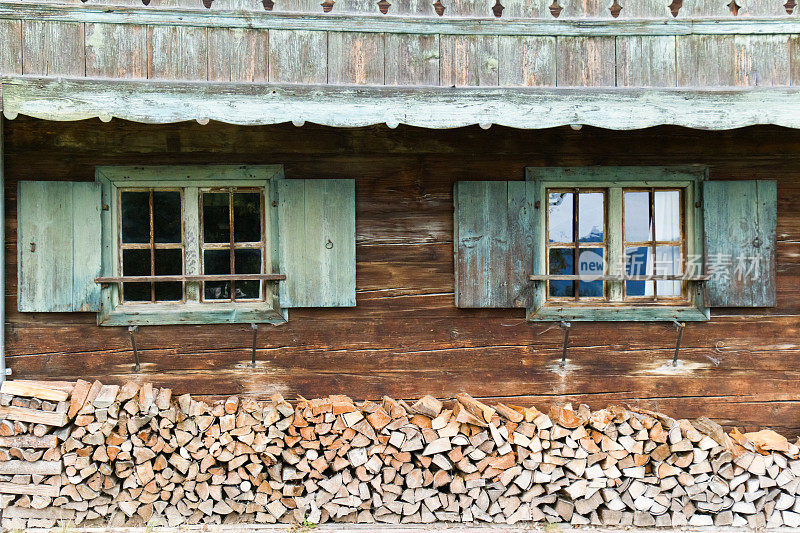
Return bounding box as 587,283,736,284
2,117,799,435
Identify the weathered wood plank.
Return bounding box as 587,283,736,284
446,0,494,17
0,380,69,401
21,21,84,76
556,36,615,86
618,0,672,18
0,405,68,426
498,36,556,86
327,31,385,85
616,36,676,87
440,35,499,87
500,0,549,18
0,20,22,75
208,28,268,83
556,0,612,18
85,23,147,79
0,460,61,476
0,434,58,448
268,30,327,84
0,482,60,498
385,33,439,86
148,25,208,80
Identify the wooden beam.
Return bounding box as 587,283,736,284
1,3,800,36
4,76,800,130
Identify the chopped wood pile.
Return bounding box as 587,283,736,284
2,380,800,530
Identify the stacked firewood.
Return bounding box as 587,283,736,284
2,380,800,529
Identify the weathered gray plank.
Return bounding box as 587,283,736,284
679,0,734,17
500,0,549,18
334,0,381,13
148,25,208,80
677,34,790,86
385,33,439,86
85,23,147,79
270,0,321,12
208,28,268,82
446,0,494,17
733,0,794,16
704,180,777,307
268,30,327,84
440,35,499,87
0,20,22,75
277,179,356,308
21,21,84,76
328,31,385,85
619,0,672,18
792,35,800,87
556,0,612,18
393,0,438,15
498,36,556,87
557,36,615,87
616,36,676,87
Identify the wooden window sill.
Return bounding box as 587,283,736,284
527,305,710,322
97,302,288,326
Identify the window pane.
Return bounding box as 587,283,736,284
654,190,681,242
233,193,261,243
122,248,151,302
578,248,604,297
549,248,574,297
154,249,183,300
548,192,573,243
626,246,653,297
153,191,182,244
656,245,682,297
121,191,150,244
235,249,261,299
204,249,231,300
624,191,652,242
203,193,230,244
122,283,150,302
578,193,604,243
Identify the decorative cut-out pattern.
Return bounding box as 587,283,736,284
142,0,151,5
321,0,335,11
609,0,622,17
262,0,274,10
377,0,391,13
433,0,445,16
202,0,213,7
728,0,740,14
668,0,682,17
786,0,796,13
549,0,562,17
492,0,504,17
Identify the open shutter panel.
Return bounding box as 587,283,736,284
454,181,535,308
276,179,356,308
18,181,102,312
703,180,777,307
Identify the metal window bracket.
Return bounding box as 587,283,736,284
251,323,259,368
559,321,571,368
672,319,686,367
128,325,140,372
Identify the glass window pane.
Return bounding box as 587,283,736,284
122,283,150,302
626,246,653,297
121,191,150,244
624,191,652,243
204,249,231,300
548,192,573,243
153,191,182,244
203,193,230,244
656,245,682,297
122,248,151,302
154,249,183,301
234,249,261,299
578,248,604,297
155,282,182,301
549,248,574,297
654,190,681,242
233,193,262,243
578,193,604,243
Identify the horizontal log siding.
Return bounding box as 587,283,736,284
3,118,800,435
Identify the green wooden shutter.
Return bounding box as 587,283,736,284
18,181,102,312
276,179,356,308
703,180,777,307
454,181,535,308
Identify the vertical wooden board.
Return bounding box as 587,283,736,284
704,180,777,307
440,35,499,87
394,0,438,15
183,186,201,301
677,35,735,86
732,35,791,87
616,36,676,87
70,183,102,312
732,0,791,15
328,32,385,85
446,0,493,17
334,0,381,13
0,20,22,75
498,36,556,87
208,28,268,82
271,0,322,13
85,23,147,79
679,0,733,17
269,30,327,84
21,21,85,77
385,33,439,86
556,36,615,87
506,181,535,308
792,36,800,86
148,26,208,81
620,0,672,18
678,35,790,87
556,0,613,18
500,0,549,19
277,180,305,308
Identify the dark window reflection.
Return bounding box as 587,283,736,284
203,193,230,244
121,192,150,244
548,248,574,297
204,249,231,300
235,249,261,299
153,191,182,244
233,193,261,243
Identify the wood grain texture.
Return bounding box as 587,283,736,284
556,0,612,18
327,31,385,85
4,118,800,433
208,28,268,83
500,0,548,18
385,33,439,86
85,23,147,79
268,30,327,84
439,35,499,87
147,25,208,81
618,0,672,18
616,36,676,87
498,36,556,87
556,36,615,87
21,21,84,77
0,20,22,75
